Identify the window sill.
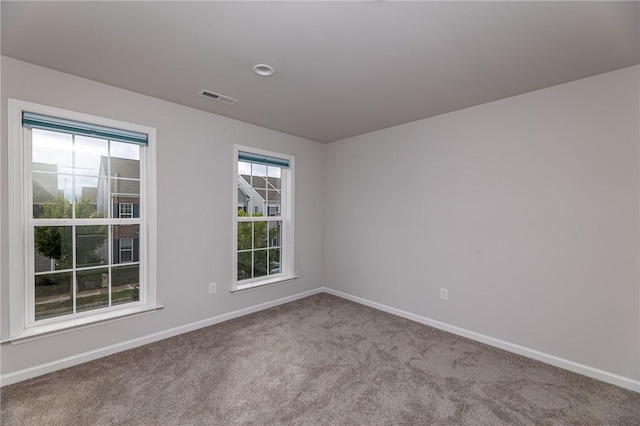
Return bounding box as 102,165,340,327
3,304,163,345
230,275,299,293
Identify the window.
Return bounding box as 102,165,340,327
267,205,280,217
8,99,158,340
233,146,295,291
119,238,134,263
119,203,133,218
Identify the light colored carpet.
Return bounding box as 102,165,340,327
1,293,639,425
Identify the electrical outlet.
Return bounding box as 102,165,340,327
440,288,448,301
209,282,216,294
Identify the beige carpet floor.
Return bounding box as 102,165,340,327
1,293,639,425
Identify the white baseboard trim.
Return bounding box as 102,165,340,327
322,287,640,393
0,287,324,387
3,286,638,393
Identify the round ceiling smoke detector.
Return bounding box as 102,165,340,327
253,64,275,77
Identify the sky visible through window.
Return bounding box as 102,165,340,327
32,129,140,201
238,161,281,178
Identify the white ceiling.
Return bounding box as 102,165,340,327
2,1,639,143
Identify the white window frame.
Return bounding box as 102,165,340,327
119,202,134,219
232,145,296,292
6,99,160,342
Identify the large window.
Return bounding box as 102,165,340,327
8,100,158,340
233,146,295,291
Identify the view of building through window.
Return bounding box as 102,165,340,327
32,129,141,320
237,160,283,282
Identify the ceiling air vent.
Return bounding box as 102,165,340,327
198,90,238,105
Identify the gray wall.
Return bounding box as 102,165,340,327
0,57,325,375
2,56,638,384
324,66,640,381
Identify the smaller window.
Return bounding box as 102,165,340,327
119,238,134,263
267,205,280,217
119,203,133,218
234,146,294,291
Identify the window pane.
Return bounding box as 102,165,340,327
254,221,268,249
238,222,252,251
266,166,281,177
269,248,281,275
109,155,140,179
266,166,281,188
76,268,109,313
238,171,255,214
251,175,267,190
35,272,72,320
267,190,281,203
238,251,252,281
268,221,281,248
252,164,267,187
255,189,267,205
238,161,252,175
237,189,250,214
34,226,72,271
254,250,268,278
113,225,139,264
33,174,72,219
112,264,139,306
74,136,107,177
110,179,139,197
111,180,140,218
33,172,61,218
267,175,281,190
75,176,101,218
110,141,140,161
76,225,108,268
96,175,110,217
32,129,73,172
